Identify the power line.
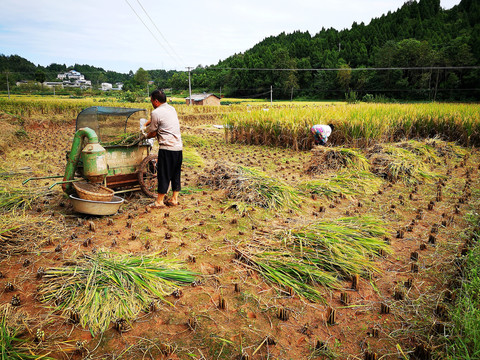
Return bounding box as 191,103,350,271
123,0,181,69
206,66,480,71
3,65,478,76
134,0,185,67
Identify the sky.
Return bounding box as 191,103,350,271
0,0,462,74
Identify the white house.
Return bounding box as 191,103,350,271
57,70,85,81
101,83,113,91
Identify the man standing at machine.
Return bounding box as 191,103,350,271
144,89,183,208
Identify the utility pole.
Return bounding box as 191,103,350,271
186,67,193,105
270,85,273,105
6,71,10,99
219,86,222,98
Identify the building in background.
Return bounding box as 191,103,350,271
57,70,91,89
185,93,221,106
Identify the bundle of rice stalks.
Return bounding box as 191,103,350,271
282,216,390,275
300,170,382,199
368,145,442,185
101,133,141,146
424,138,468,159
0,304,51,359
306,147,369,174
0,187,56,213
38,253,196,335
182,147,205,168
0,215,64,258
396,140,440,164
235,216,389,302
235,249,337,303
182,133,209,147
197,162,299,209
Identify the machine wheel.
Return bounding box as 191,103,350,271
138,154,158,198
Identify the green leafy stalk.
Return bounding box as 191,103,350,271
38,253,197,335
236,216,389,302
300,171,382,199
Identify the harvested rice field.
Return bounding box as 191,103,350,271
0,100,479,359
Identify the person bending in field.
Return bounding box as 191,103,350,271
144,89,183,208
311,124,334,146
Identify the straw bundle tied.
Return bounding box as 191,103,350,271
235,216,389,302
38,253,197,335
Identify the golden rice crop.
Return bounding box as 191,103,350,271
223,103,480,149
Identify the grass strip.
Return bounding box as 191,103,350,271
447,201,480,359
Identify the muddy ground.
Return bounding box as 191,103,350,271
0,112,478,359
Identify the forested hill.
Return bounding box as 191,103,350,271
1,0,479,101
203,0,479,100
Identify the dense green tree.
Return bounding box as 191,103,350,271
134,68,150,88
1,0,478,100
35,69,46,84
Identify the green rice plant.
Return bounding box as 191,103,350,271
282,216,390,276
300,170,382,199
38,253,197,335
397,140,440,163
182,147,205,168
236,249,336,302
236,216,389,302
0,187,55,213
182,133,209,147
101,132,140,146
424,138,468,159
0,305,52,360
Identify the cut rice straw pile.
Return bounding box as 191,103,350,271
306,147,370,174
197,162,299,209
368,144,444,184
0,304,52,359
235,216,389,302
0,214,65,258
0,187,56,213
38,253,197,335
300,170,383,200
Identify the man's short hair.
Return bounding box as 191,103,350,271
150,89,167,103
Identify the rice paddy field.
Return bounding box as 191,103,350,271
0,95,479,359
